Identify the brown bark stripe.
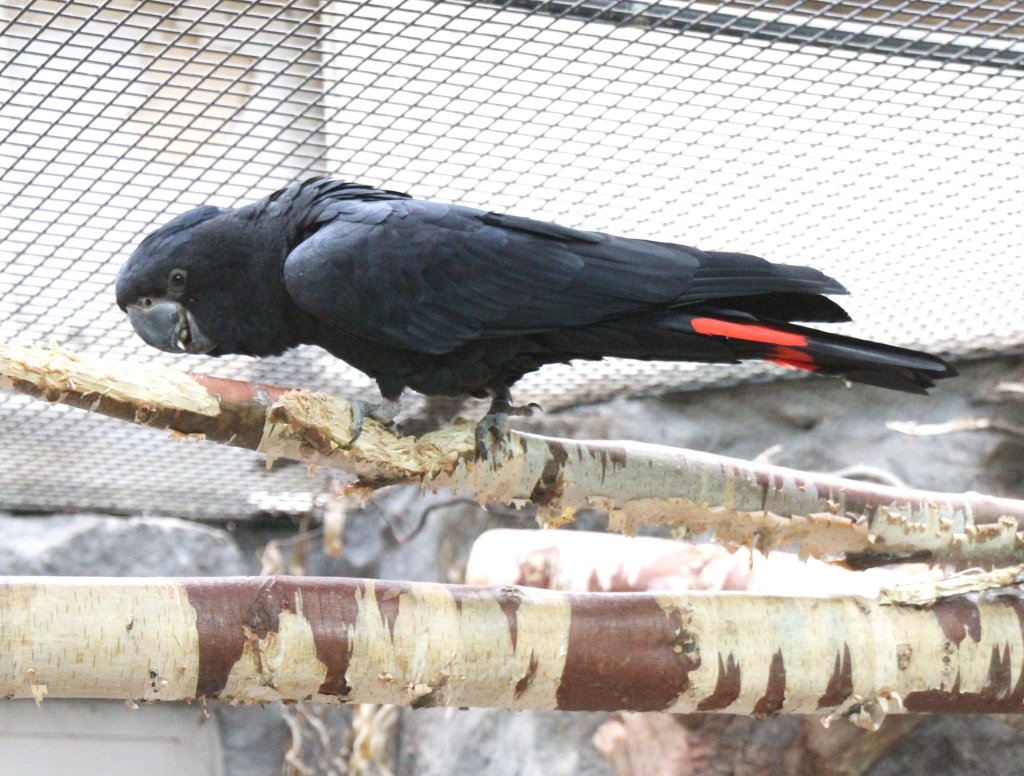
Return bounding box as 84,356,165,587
183,578,250,698
557,594,694,711
372,580,411,641
753,650,787,715
516,545,559,590
817,644,854,708
697,653,742,711
932,597,983,646
182,577,358,700
494,586,524,652
904,660,1024,713
514,651,540,699
529,441,568,506
904,594,1024,713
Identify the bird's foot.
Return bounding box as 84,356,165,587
475,400,541,461
348,398,401,446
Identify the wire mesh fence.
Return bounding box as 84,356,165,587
2,0,1023,517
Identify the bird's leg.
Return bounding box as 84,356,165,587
347,396,402,446
475,386,540,461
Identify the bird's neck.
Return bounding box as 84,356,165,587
223,205,319,355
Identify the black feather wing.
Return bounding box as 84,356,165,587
283,197,846,355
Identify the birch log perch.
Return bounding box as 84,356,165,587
3,342,1024,566
3,576,1024,718
464,529,939,596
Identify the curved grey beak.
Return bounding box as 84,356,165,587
126,299,216,355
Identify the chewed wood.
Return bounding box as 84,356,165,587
2,342,1024,567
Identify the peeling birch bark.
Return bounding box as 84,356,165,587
2,576,1024,716
475,531,928,765
4,342,1024,566
880,566,1024,606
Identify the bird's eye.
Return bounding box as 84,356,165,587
140,297,153,308
169,269,187,290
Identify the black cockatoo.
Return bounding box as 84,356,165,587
116,178,955,450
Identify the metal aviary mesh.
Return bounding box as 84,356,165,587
2,0,1022,518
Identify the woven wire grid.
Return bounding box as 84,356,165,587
2,0,1023,518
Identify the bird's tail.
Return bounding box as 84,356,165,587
656,313,957,393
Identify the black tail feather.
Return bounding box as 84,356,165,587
656,312,956,394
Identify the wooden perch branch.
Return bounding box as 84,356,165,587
464,529,939,597
4,342,1024,566
3,575,1024,718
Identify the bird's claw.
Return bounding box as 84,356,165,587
475,412,510,462
347,398,401,446
507,402,541,418
474,402,542,461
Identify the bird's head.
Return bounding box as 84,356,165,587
116,204,299,358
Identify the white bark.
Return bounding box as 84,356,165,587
1,576,1023,717
3,341,1024,567
464,529,939,596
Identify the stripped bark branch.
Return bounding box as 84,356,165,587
3,575,1024,717
889,417,1024,438
464,529,939,597
469,530,930,767
4,341,1024,566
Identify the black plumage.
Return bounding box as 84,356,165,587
116,178,956,414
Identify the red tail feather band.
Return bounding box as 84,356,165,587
691,317,809,347
767,345,819,372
